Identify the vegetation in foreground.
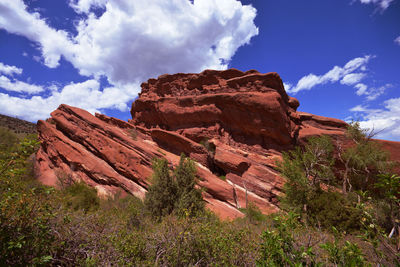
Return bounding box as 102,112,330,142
0,124,399,266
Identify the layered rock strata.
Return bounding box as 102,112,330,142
35,69,395,219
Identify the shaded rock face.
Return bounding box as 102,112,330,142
36,69,368,219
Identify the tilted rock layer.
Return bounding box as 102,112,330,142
35,69,400,219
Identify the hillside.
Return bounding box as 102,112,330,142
0,114,36,137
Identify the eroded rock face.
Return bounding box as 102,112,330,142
36,68,392,219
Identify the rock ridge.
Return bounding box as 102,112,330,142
34,68,398,219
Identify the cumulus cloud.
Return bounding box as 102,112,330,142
0,79,137,122
0,62,23,76
69,0,108,14
0,0,258,121
0,0,74,68
0,0,258,87
350,97,400,140
287,55,371,94
357,0,395,10
0,75,44,94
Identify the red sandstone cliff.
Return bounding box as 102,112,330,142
34,69,399,219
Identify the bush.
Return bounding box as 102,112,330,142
279,135,335,216
320,228,367,266
257,212,316,266
306,191,364,232
0,133,55,266
63,182,100,213
240,201,265,223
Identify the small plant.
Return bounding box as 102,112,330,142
257,212,316,266
218,175,226,181
200,138,216,154
128,128,138,140
320,227,367,266
64,182,100,213
240,202,265,223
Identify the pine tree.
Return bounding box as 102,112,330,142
144,154,204,219
144,158,178,219
174,154,204,217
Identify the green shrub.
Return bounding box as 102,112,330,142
257,212,316,266
240,201,265,223
0,133,55,266
145,154,204,219
320,228,367,266
306,191,364,232
278,135,335,213
144,158,178,219
63,182,100,213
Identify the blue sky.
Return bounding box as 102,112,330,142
0,0,399,140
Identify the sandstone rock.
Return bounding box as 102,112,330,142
35,69,400,219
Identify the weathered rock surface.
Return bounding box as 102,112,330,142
35,69,399,219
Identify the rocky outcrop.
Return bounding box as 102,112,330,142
35,68,398,219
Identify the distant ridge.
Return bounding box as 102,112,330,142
0,114,36,136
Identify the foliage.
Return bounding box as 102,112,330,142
320,228,367,266
375,173,400,237
279,135,335,215
1,127,399,265
63,182,100,213
257,212,316,266
306,191,364,231
0,132,55,266
0,127,19,157
241,201,266,223
144,158,178,219
174,154,205,217
339,121,392,193
128,128,138,140
145,154,204,219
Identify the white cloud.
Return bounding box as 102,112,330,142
283,82,292,92
0,0,74,68
0,0,258,121
350,97,400,140
340,73,366,86
0,75,44,94
69,0,108,14
287,55,371,94
355,83,368,95
395,36,400,45
0,62,23,76
358,0,395,10
0,0,258,87
354,83,391,101
0,79,137,122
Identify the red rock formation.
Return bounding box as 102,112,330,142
35,68,399,219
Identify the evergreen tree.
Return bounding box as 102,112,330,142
144,154,204,219
144,158,178,219
174,154,204,217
